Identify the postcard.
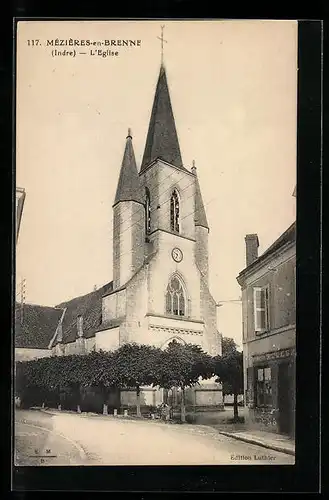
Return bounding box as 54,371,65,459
14,19,298,470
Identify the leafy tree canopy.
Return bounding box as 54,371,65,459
213,350,243,396
222,336,240,356
157,341,215,390
112,343,163,389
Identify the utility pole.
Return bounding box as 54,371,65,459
20,278,26,324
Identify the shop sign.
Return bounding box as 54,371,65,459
252,347,295,363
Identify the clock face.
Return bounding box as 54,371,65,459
172,247,183,263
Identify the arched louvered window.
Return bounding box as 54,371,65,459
165,276,186,317
170,189,180,233
145,188,151,234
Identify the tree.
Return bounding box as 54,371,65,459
157,341,215,423
222,337,240,356
15,359,40,407
64,354,91,411
81,350,119,414
214,338,243,421
16,354,94,411
112,343,162,418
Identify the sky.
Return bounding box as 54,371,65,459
16,20,297,348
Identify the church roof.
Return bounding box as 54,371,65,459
15,303,63,349
194,174,209,230
113,132,143,206
140,64,184,172
56,281,113,344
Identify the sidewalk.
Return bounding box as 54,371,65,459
216,429,295,456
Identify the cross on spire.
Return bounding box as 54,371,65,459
157,25,167,66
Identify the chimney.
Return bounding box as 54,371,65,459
245,234,259,267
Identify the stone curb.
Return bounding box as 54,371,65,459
217,431,295,456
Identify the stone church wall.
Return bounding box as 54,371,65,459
194,387,223,407
195,226,209,283
143,316,204,350
200,280,222,356
119,265,148,345
113,201,145,290
15,347,52,362
85,336,96,352
120,387,162,408
95,327,120,352
139,164,159,235
156,161,196,239
102,288,126,323
147,232,201,319
131,201,145,272
64,341,80,355
112,204,121,288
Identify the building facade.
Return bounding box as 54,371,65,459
15,63,223,412
237,223,296,437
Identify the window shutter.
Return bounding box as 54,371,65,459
254,286,270,333
264,285,270,330
253,287,262,331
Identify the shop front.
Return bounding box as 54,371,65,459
246,347,295,437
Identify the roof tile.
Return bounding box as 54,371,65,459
56,281,113,344
15,303,63,349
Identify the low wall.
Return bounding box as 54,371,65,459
120,385,224,412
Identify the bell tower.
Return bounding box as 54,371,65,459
101,38,223,410
112,130,145,289
139,64,196,250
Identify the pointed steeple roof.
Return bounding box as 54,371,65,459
193,163,209,230
114,129,143,206
140,65,184,172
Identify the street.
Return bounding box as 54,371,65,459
15,409,294,466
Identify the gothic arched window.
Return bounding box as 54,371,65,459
165,276,186,317
145,188,151,234
170,189,180,233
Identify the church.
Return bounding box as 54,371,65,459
15,62,223,411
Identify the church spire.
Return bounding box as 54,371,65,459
113,129,143,206
193,162,209,230
140,65,183,172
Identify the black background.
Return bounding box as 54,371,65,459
1,4,324,495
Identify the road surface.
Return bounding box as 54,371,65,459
14,409,294,466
